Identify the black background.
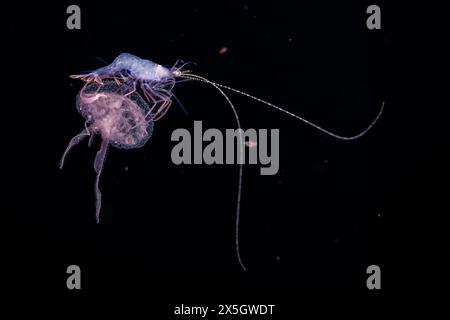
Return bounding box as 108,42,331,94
7,0,448,313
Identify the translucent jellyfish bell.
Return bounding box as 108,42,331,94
61,81,155,222
77,81,154,149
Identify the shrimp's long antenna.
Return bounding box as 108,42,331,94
95,56,110,65
179,74,247,271
181,73,384,140
179,72,384,272
171,92,190,117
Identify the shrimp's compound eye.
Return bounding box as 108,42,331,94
173,70,181,77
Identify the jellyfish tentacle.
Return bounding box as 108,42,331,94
94,139,109,223
88,131,96,147
60,129,90,169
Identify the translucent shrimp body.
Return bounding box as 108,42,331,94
90,53,172,82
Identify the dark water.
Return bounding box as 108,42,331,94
7,0,446,312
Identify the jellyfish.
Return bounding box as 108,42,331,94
60,81,154,223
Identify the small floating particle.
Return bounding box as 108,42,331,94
219,47,229,55
244,140,257,148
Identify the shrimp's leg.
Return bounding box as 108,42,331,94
124,79,138,97
113,77,121,86
147,99,171,121
141,83,173,121
149,92,172,121
140,83,162,119
70,73,104,85
60,129,90,169
70,73,96,83
70,74,90,80
93,139,109,223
